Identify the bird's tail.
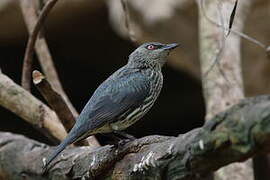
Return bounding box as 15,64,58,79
43,128,83,171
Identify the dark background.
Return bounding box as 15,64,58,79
0,5,205,145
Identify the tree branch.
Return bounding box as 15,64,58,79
1,95,270,179
32,70,75,132
0,72,66,143
32,70,89,146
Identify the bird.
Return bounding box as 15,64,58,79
43,42,178,170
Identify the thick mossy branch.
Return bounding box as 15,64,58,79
1,95,270,180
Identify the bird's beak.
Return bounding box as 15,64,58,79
163,43,179,50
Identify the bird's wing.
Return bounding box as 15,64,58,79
77,69,151,132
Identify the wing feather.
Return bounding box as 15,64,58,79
76,68,150,132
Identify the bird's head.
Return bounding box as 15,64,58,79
128,42,179,69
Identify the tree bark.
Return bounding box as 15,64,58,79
1,95,270,180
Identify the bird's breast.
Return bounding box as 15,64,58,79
109,70,163,131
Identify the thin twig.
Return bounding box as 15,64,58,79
227,0,238,36
200,0,227,78
200,0,268,84
213,0,232,88
120,0,137,43
21,0,58,91
200,0,263,93
198,0,267,50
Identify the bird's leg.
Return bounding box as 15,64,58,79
102,131,135,147
112,131,136,140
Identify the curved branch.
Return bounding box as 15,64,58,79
1,95,270,179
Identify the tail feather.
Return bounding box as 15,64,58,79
43,138,73,170
43,130,81,171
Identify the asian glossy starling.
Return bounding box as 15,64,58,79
44,42,178,169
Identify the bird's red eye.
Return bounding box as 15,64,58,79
147,45,155,50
